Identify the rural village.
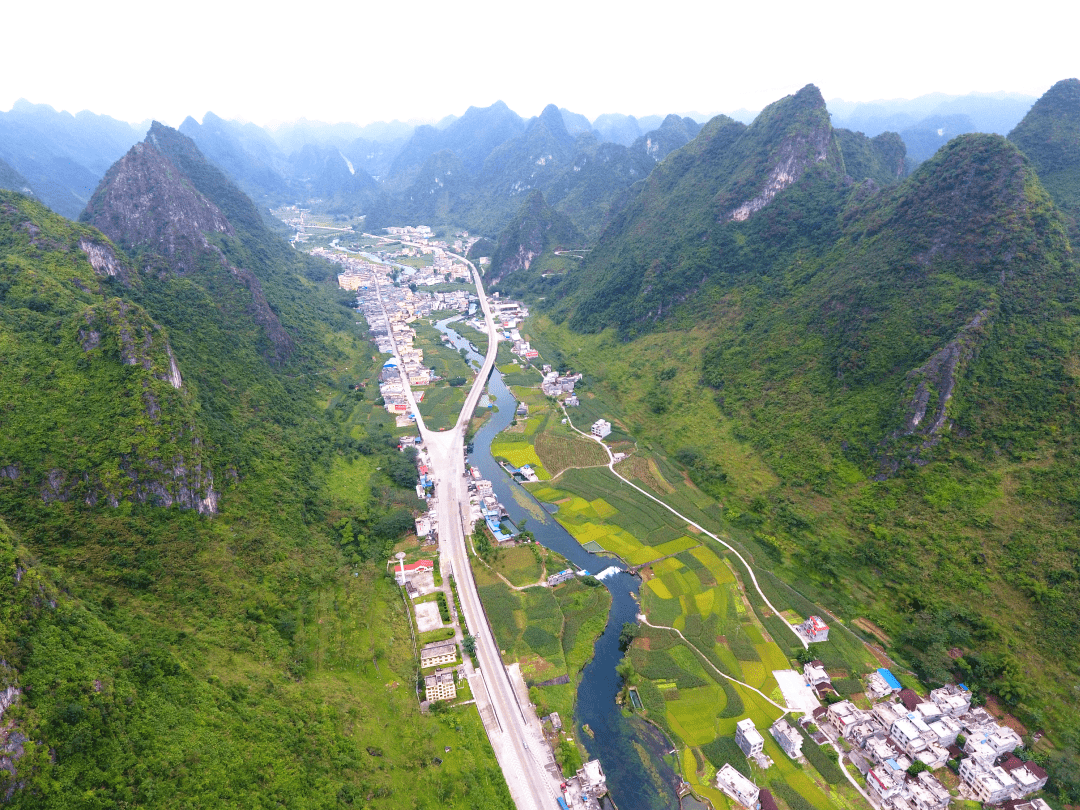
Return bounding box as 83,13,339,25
327,223,1054,810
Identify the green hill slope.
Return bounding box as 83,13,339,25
0,124,511,808
1009,77,1080,236
488,189,585,297
529,82,1080,802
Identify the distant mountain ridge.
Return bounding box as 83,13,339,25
0,99,142,217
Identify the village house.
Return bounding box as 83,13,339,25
959,758,1018,805
395,558,434,583
867,765,903,804
803,660,830,686
826,700,863,735
420,640,458,668
902,771,952,810
797,615,830,642
716,764,759,809
890,716,930,758
964,722,1023,757
736,718,765,758
591,419,612,439
547,568,576,587
929,684,971,718
872,700,904,730
770,718,803,760
866,668,903,700
424,668,457,702
1000,756,1049,798
926,715,963,747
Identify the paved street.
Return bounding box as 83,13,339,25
374,247,560,810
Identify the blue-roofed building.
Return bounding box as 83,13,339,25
878,668,903,691
866,667,902,699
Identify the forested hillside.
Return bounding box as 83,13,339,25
529,81,1080,803
0,125,512,807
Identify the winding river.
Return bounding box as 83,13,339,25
434,318,683,810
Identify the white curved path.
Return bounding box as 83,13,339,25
558,404,806,649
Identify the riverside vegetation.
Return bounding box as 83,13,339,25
0,123,511,808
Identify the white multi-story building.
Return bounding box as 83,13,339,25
867,766,902,804
736,718,765,758
424,668,457,702
591,419,612,439
770,718,803,760
420,640,458,668
890,717,929,758
716,764,759,809
929,684,971,717
927,715,963,747
965,723,1023,757
959,758,1017,805
803,660,830,687
904,771,952,810
1002,757,1049,798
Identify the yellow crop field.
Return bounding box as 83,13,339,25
691,546,737,584
650,535,699,559
647,578,673,599
590,497,617,517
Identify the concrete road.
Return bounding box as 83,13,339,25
375,253,560,810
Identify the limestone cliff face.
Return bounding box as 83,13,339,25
729,125,832,221
0,190,218,515
727,85,838,222
82,125,294,365
83,140,234,273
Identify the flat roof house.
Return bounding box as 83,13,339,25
716,764,759,809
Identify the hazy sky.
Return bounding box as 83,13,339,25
3,0,1076,127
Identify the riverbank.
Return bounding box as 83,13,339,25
480,353,879,810
435,317,684,810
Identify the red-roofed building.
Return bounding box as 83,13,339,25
899,688,921,712
798,615,830,642
395,558,435,583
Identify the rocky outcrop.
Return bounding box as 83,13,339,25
876,309,991,478
83,140,234,274
82,125,294,364
729,123,832,222
78,237,130,281
900,309,989,438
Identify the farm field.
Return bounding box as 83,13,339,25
417,384,466,431
470,553,611,726
524,463,879,810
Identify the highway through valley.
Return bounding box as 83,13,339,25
372,249,560,810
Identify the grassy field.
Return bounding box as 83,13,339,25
417,385,466,431
413,321,474,381
484,543,545,587
470,553,611,727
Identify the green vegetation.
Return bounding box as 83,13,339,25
1008,78,1080,237
516,84,1080,800
0,122,512,808
470,548,610,725
417,384,466,431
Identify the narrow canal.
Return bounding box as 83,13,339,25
434,317,683,810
